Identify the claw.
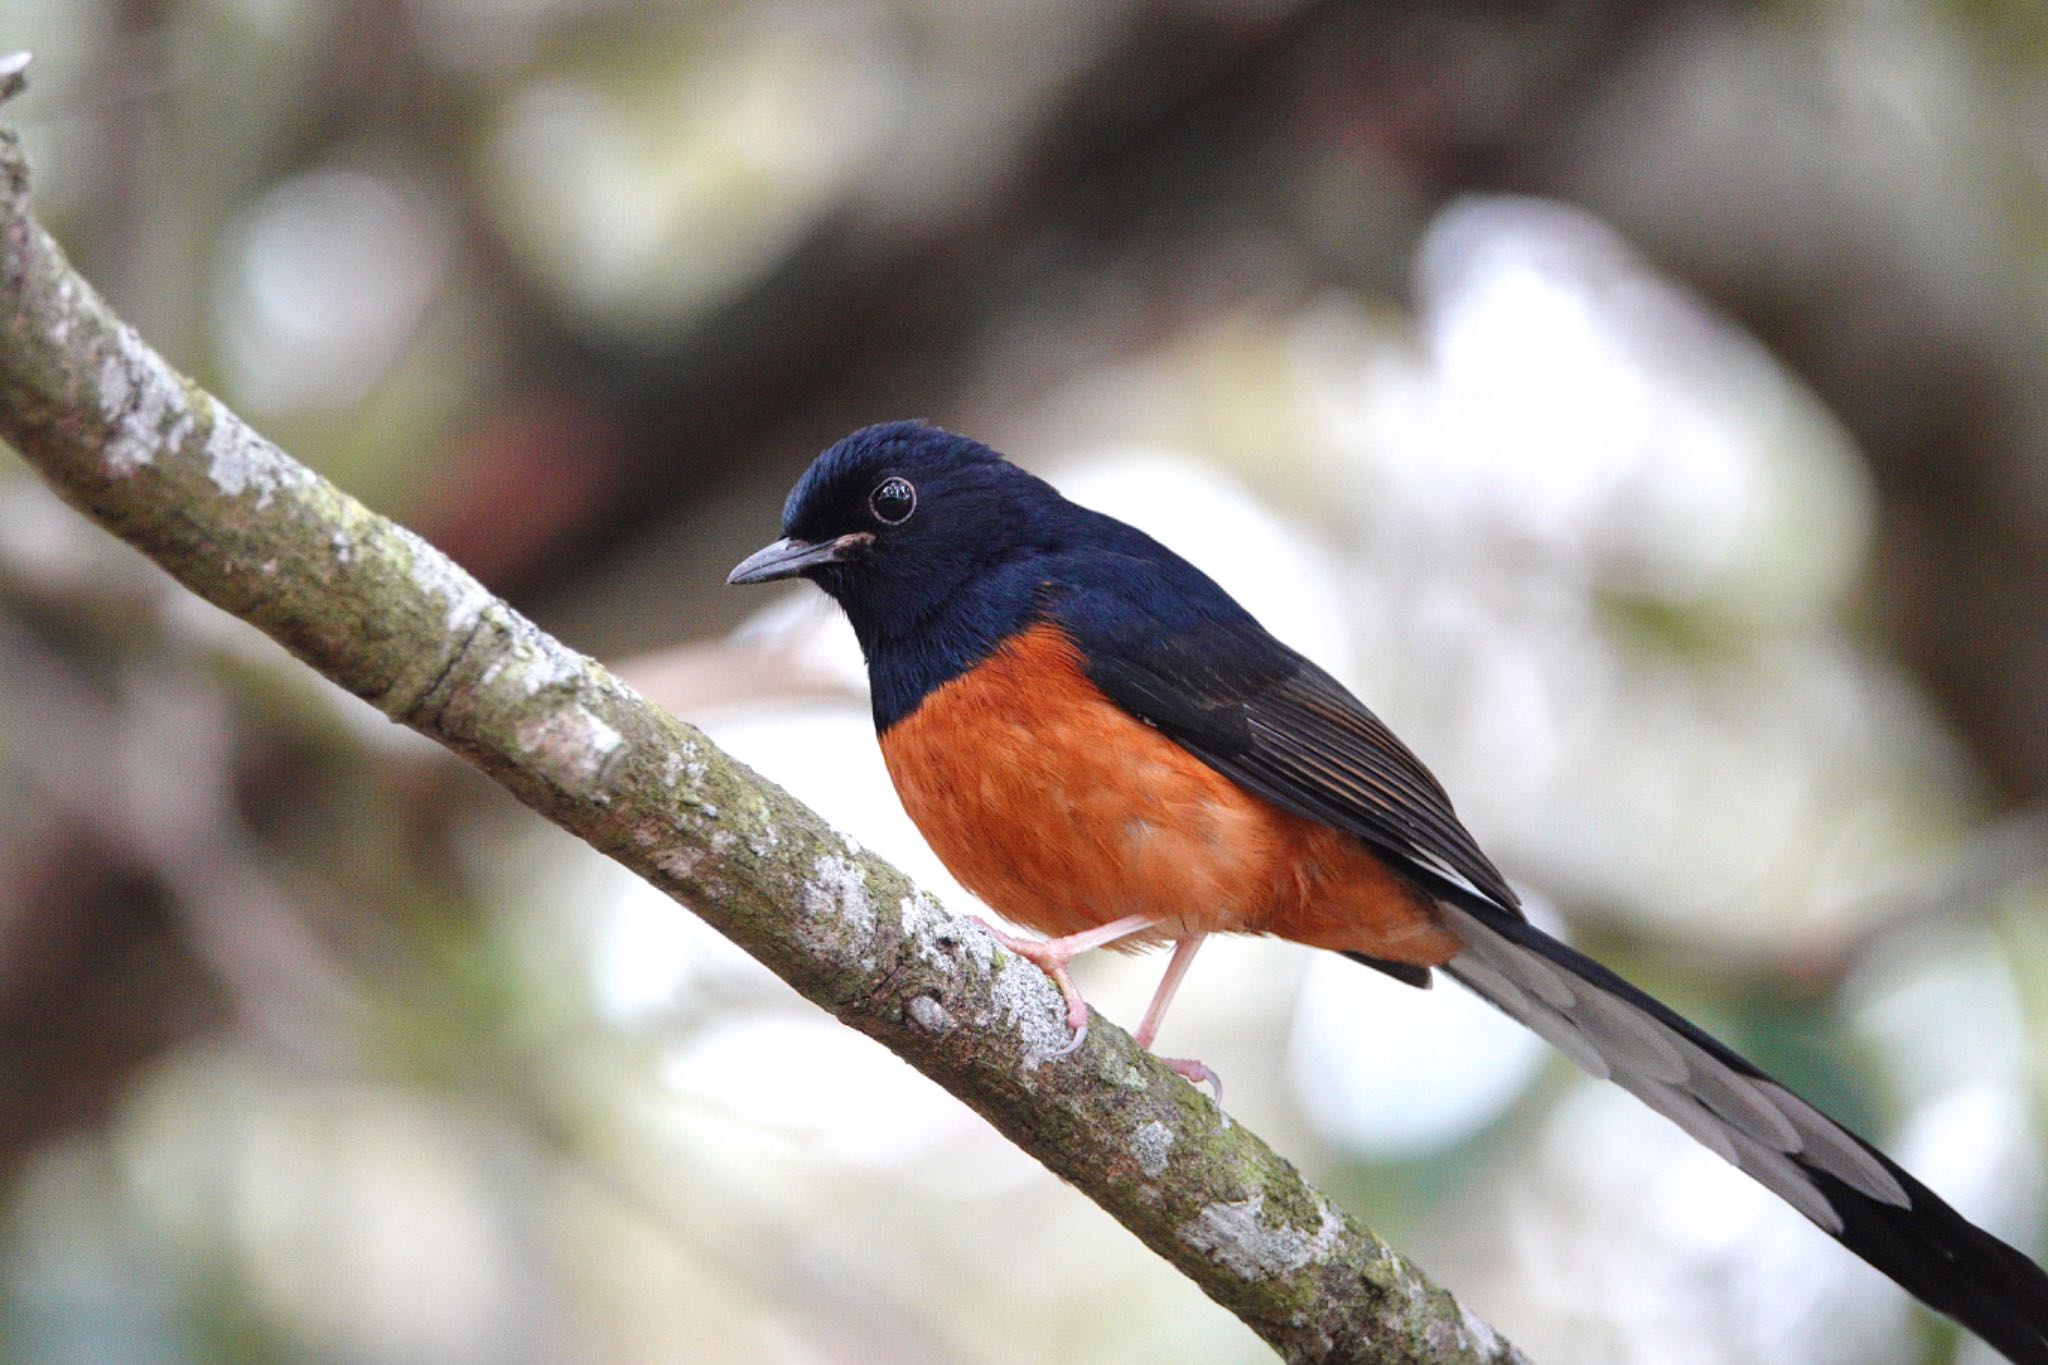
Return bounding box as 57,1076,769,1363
972,915,1095,1056
1164,1057,1222,1103
1049,1019,1089,1059
1030,966,1091,1056
968,913,1168,1063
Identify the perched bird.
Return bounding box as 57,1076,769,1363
729,420,2048,1362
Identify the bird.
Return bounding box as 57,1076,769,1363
728,419,2048,1363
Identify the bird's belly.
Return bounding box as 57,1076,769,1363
877,623,1459,964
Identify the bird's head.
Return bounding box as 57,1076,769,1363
727,421,1064,644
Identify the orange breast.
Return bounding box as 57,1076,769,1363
877,622,1460,964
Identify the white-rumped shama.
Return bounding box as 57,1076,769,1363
729,420,2048,1362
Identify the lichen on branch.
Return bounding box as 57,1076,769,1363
0,55,1524,1364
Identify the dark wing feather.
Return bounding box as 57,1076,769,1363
1065,602,1520,916
1240,663,1517,909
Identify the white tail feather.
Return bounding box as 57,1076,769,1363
1436,901,1913,1236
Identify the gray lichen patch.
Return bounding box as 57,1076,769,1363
1132,1120,1175,1178
476,624,592,704
898,889,982,974
990,954,1072,1070
45,272,78,346
1178,1193,1345,1282
744,814,782,858
98,325,192,475
204,405,305,509
906,994,956,1035
392,524,492,634
513,705,625,799
1440,1301,1508,1360
512,632,586,695
799,853,878,954
663,740,709,791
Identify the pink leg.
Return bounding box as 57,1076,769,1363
1135,935,1221,1101
1134,934,1206,1048
976,913,1161,1057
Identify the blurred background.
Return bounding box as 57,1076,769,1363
3,1,2048,1361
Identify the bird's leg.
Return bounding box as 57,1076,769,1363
1132,933,1205,1047
975,912,1161,1057
1135,934,1221,1100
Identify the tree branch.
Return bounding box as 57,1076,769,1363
0,55,1522,1365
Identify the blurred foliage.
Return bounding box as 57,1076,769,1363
3,1,2048,1361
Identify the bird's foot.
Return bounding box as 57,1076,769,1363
973,918,1093,1055
1163,1057,1222,1103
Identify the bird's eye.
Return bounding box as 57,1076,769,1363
868,476,916,525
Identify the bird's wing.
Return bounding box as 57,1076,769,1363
1056,597,1521,915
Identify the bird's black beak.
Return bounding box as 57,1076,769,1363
726,532,873,586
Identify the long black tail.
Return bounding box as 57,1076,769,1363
1428,889,2048,1364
